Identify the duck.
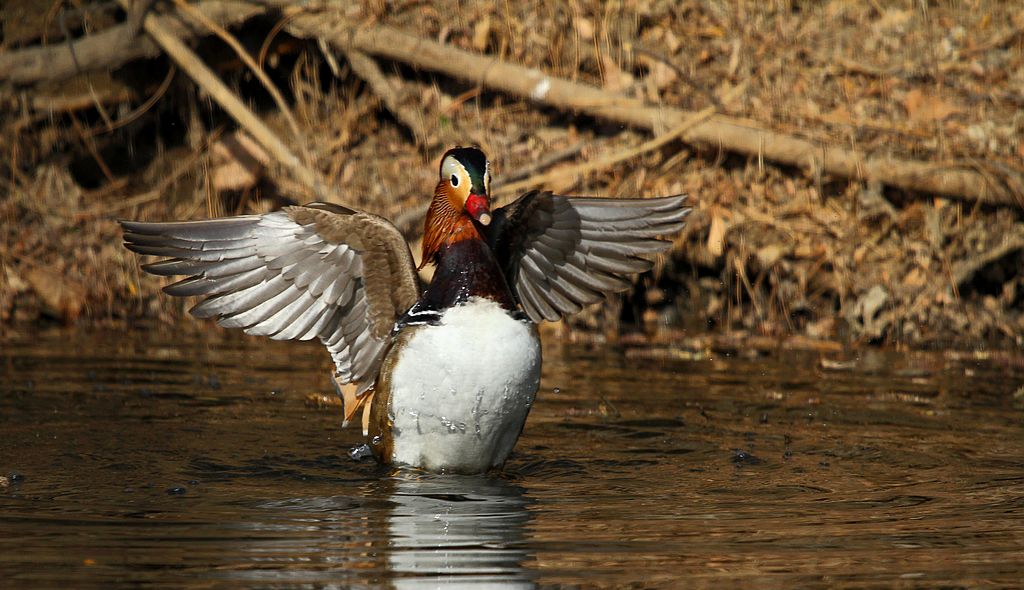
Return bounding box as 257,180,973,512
121,146,690,473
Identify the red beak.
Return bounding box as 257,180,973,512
465,193,492,226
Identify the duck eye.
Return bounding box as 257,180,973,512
450,174,459,187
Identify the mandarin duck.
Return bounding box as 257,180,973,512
121,147,690,473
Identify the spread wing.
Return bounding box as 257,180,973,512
485,190,690,322
121,203,420,392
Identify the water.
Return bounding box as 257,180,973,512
1,327,1022,588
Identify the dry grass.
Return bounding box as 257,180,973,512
1,0,1022,348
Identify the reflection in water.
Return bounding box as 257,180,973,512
1,328,1024,587
380,474,532,589
239,474,532,588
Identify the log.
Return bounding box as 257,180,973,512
279,12,1023,208
0,1,261,86
3,1,1020,208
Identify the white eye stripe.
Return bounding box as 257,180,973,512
441,156,469,191
440,154,492,192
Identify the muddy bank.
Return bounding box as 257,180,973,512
1,1,1022,348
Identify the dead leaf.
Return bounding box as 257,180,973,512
601,55,634,93
756,244,785,268
646,60,678,90
663,29,680,53
698,26,725,38
473,15,491,51
876,9,912,32
903,267,928,289
575,17,594,41
26,267,83,322
821,105,853,125
903,89,960,122
212,132,270,192
727,38,742,78
707,211,727,258
806,317,836,340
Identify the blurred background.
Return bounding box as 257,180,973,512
2,0,1023,350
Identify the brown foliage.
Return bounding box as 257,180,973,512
1,0,1023,348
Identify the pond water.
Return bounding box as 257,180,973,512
1,327,1022,588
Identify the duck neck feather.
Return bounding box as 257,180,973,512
421,183,476,270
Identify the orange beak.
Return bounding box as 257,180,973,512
465,193,492,226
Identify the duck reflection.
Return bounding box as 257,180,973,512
376,472,534,589
242,471,535,588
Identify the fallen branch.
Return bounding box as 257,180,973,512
278,11,1023,208
494,106,716,199
82,64,177,138
114,0,322,197
951,227,1024,287
341,48,432,146
495,141,586,186
5,1,1020,209
0,1,262,86
171,0,303,144
123,0,159,42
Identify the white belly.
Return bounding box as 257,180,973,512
384,298,541,473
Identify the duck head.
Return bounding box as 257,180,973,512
421,147,493,268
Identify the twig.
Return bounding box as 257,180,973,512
442,87,481,115
77,128,224,219
0,1,261,85
274,11,1023,208
123,0,158,41
496,141,586,185
961,25,1024,56
58,7,115,131
84,64,177,138
342,48,431,145
493,106,715,199
28,86,137,113
257,9,302,69
68,113,117,184
114,0,322,196
825,58,903,79
171,0,303,145
951,228,1024,287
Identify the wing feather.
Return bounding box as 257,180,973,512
486,191,690,323
121,204,420,391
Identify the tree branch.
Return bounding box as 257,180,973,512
281,12,1023,208
0,1,261,86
